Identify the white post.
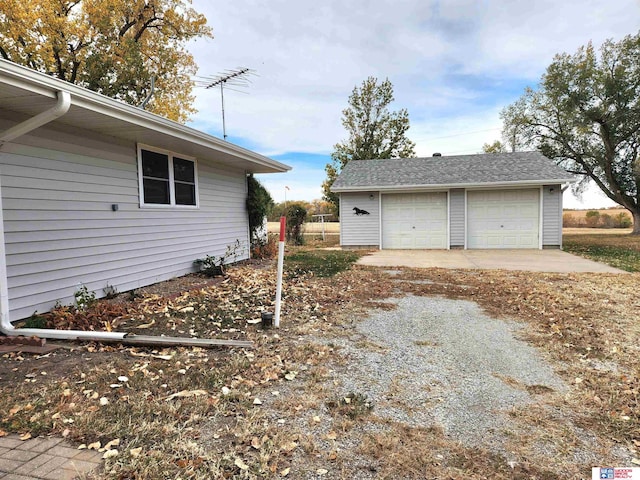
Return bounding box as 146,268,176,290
321,215,326,241
274,216,286,328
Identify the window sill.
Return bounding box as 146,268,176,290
139,203,200,210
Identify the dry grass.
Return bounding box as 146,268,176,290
1,247,638,478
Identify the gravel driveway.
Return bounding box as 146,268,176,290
333,294,581,457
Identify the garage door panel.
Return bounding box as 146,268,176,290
382,192,448,249
467,189,539,249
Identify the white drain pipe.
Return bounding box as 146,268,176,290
0,90,126,341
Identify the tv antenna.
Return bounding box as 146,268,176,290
195,68,256,140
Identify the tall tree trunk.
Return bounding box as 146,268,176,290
632,210,640,235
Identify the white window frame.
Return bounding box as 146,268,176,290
137,144,199,208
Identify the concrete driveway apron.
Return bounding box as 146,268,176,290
356,249,626,273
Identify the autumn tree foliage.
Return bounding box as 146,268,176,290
502,32,640,234
0,0,212,123
322,77,416,215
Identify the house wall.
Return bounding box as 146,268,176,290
0,120,250,320
449,189,465,248
542,184,562,248
339,192,380,247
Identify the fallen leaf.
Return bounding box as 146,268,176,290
88,441,101,450
103,449,119,459
0,429,8,437
251,437,261,449
99,397,109,406
151,354,174,360
632,458,640,466
130,447,143,457
104,439,120,450
62,428,70,438
221,387,230,396
234,457,249,470
326,431,337,440
165,389,208,401
317,469,328,475
118,376,129,382
280,441,297,452
280,467,290,476
246,318,261,324
253,398,263,405
135,319,156,329
78,444,87,450
284,372,297,381
19,433,31,441
313,416,321,423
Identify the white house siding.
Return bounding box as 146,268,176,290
449,189,465,248
339,192,379,247
0,122,250,320
542,184,562,248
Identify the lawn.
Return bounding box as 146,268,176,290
563,233,640,272
0,246,638,478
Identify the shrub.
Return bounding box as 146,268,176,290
600,213,614,228
563,213,579,227
195,240,241,277
246,174,273,244
585,210,600,227
286,204,307,245
251,234,278,259
615,212,632,228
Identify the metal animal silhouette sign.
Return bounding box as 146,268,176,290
353,207,370,215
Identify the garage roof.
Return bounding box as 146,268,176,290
331,152,575,192
0,60,290,174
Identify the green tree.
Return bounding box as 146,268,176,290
246,174,274,246
481,140,507,153
0,0,212,122
501,32,640,234
322,77,416,215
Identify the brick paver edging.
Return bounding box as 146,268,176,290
0,434,102,480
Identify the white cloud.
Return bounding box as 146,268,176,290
187,0,640,206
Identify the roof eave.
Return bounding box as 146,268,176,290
0,60,290,173
332,178,577,193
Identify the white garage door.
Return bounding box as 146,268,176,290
382,193,447,249
467,189,539,249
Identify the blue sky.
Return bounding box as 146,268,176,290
187,0,640,208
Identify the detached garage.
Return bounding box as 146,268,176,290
332,152,574,250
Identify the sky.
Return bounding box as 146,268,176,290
186,0,640,209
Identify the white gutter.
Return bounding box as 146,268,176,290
0,91,70,145
0,89,126,341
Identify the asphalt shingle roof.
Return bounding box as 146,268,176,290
331,152,575,191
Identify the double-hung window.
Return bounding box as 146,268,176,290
138,146,198,207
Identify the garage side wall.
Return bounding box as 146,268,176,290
0,121,250,320
449,189,465,248
542,184,562,248
339,192,380,247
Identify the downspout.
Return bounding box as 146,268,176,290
0,90,125,341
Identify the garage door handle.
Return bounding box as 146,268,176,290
412,226,415,229
500,225,504,228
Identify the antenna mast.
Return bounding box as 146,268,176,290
196,68,255,140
